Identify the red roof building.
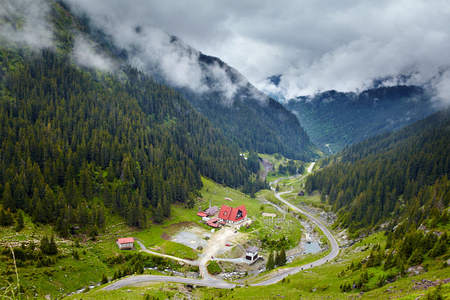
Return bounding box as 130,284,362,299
218,205,247,224
206,217,219,228
116,237,135,250
197,212,208,217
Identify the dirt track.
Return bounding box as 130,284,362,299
102,162,340,291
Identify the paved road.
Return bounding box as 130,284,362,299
101,161,339,290
251,190,339,286
102,275,235,290
251,161,340,286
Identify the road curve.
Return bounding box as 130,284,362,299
102,275,235,291
251,162,339,286
101,162,338,290
251,191,339,286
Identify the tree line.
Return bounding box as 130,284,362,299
0,47,261,235
305,108,450,235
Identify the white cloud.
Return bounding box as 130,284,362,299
65,0,450,106
0,0,53,49
72,35,115,72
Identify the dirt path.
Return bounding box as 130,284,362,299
198,226,237,281
259,158,273,180
102,161,335,291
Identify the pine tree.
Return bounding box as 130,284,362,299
90,224,98,241
2,183,15,212
279,247,287,266
275,251,280,266
14,210,24,232
155,202,164,223
162,195,170,218
267,251,274,270
101,273,108,285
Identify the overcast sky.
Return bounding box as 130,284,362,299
5,0,448,104
65,0,450,104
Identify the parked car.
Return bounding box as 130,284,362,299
225,243,233,246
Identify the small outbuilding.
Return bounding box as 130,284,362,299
205,206,219,216
246,246,259,261
206,217,219,228
116,237,135,250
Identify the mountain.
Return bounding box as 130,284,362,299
66,6,320,161
284,85,438,153
0,0,273,233
306,107,450,235
178,52,318,161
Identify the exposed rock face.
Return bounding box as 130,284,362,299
412,278,450,290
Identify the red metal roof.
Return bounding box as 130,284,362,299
218,204,247,222
229,205,247,222
218,205,232,220
197,212,208,217
117,237,134,244
207,217,219,228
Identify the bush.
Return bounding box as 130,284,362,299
101,273,108,285
206,261,221,275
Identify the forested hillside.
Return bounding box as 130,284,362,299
176,53,317,161
285,86,437,153
0,46,262,235
63,1,319,161
306,108,450,235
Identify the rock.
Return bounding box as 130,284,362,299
44,294,51,300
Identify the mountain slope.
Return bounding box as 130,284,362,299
176,52,318,161
64,4,320,161
285,86,437,153
0,40,256,230
306,107,450,234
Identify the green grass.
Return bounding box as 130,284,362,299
60,201,450,300
207,260,222,275
7,169,450,300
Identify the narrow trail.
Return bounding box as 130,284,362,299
102,161,340,290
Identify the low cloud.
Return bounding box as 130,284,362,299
72,35,116,72
0,0,53,49
65,0,257,101
5,0,449,107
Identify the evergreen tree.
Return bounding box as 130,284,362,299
278,247,287,266
14,210,24,232
162,195,170,218
155,202,164,223
2,183,15,212
267,251,275,270
101,273,108,285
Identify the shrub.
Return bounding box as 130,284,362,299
207,261,221,275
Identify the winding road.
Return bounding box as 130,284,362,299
101,161,340,290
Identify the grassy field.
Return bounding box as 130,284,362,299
5,159,450,299
76,228,450,300
0,175,304,299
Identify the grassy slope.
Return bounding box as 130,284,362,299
72,231,450,300
5,155,450,299
1,175,304,299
